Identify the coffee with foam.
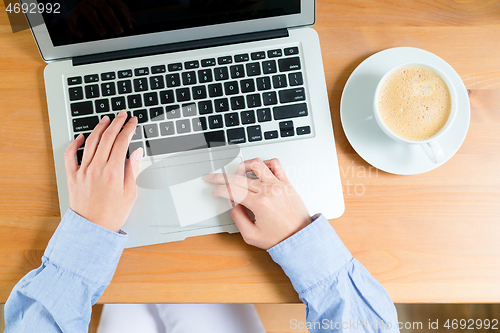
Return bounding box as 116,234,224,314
377,66,451,141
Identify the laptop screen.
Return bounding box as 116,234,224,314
41,0,300,47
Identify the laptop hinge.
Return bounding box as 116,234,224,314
72,29,289,66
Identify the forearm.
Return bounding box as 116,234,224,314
268,215,399,333
4,209,127,333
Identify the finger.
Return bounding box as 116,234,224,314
243,158,278,184
67,11,83,38
92,111,128,165
234,161,247,177
94,1,124,35
108,116,138,167
205,173,260,193
80,116,110,169
124,147,143,192
263,158,289,183
230,204,258,240
64,134,84,177
212,183,255,208
80,3,107,36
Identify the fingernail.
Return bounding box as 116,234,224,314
118,111,126,117
100,116,109,123
75,134,83,140
134,147,144,161
205,173,214,180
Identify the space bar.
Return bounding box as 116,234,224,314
145,130,226,156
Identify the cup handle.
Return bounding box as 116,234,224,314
421,141,444,164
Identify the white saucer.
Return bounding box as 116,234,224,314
340,47,470,175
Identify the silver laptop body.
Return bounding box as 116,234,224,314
25,0,344,247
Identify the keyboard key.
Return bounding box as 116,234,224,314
71,101,93,116
198,100,213,114
208,83,224,97
279,120,294,131
133,109,148,123
94,99,109,113
176,88,191,102
272,74,287,88
101,72,116,81
118,70,133,78
192,117,207,131
234,54,249,62
132,126,142,140
128,142,144,157
85,85,100,98
151,65,166,74
208,115,223,129
184,60,199,69
246,63,261,76
68,76,82,85
198,69,213,83
145,130,225,156
117,80,132,94
256,77,271,91
284,47,299,56
251,51,266,60
230,96,245,110
201,58,216,67
159,121,175,136
76,149,84,165
150,76,165,90
257,108,272,122
150,107,165,121
230,65,245,79
224,113,239,127
218,56,232,65
240,110,256,124
159,90,175,104
127,95,142,108
297,126,311,135
166,105,181,119
192,86,207,100
288,72,303,86
182,103,197,117
134,67,149,76
111,97,126,110
182,71,197,85
176,119,191,134
267,49,282,58
264,130,279,140
101,82,116,96
247,125,263,142
279,57,301,72
281,129,294,137
273,102,308,120
84,74,99,83
166,74,181,87
214,98,229,112
262,60,277,74
279,87,306,103
246,94,261,108
240,79,255,93
214,67,229,81
73,116,99,132
227,127,246,144
262,91,278,105
144,92,159,106
144,124,159,138
224,81,239,95
168,63,182,71
133,78,148,92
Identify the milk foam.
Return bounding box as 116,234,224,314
378,66,451,141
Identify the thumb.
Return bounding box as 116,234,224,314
125,147,143,189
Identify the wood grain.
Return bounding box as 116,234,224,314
1,0,500,304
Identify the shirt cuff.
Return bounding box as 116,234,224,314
43,209,128,286
267,214,352,294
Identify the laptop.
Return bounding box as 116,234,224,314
24,0,345,247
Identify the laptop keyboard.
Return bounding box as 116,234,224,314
67,46,312,163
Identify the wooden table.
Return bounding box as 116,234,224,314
1,0,499,304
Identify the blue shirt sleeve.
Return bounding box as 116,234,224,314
4,209,127,333
267,214,400,333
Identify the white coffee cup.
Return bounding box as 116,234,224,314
373,63,458,163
